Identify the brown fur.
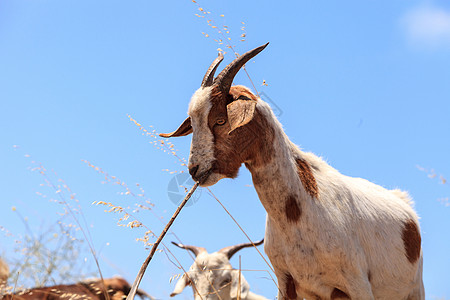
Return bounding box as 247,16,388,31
0,277,147,300
284,273,297,300
229,86,260,102
1,284,96,300
207,86,275,178
295,159,319,199
402,219,421,263
82,277,132,300
226,99,256,132
306,291,323,300
331,288,350,299
285,195,302,223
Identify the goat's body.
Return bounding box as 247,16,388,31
161,44,424,300
0,277,152,300
250,102,424,299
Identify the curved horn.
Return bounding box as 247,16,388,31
171,241,206,257
213,43,269,92
219,239,264,259
201,53,224,87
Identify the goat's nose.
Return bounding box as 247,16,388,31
189,165,199,177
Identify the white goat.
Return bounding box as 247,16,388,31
170,240,268,300
160,43,424,299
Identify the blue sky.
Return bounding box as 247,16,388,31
1,0,449,299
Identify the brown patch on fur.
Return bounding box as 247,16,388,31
331,288,350,299
207,86,275,178
229,85,260,102
402,219,421,263
295,158,319,198
285,195,302,222
284,273,297,300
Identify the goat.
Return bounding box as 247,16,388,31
0,277,153,300
170,239,268,300
160,43,425,299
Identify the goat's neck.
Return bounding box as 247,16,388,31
246,110,313,226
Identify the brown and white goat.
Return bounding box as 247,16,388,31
160,43,425,299
170,239,268,300
0,277,152,300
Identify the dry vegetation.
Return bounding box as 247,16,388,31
417,165,449,206
8,1,442,300
1,114,274,299
1,0,272,295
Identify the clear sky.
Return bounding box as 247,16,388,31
1,0,449,299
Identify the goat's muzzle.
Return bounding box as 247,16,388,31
189,165,199,177
191,168,213,185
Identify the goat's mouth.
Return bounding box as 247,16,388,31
194,168,213,185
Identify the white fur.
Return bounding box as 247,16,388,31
186,88,424,299
188,87,225,186
255,100,423,299
171,248,269,300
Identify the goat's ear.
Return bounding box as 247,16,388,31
226,100,257,134
230,270,250,299
170,274,190,297
159,117,192,138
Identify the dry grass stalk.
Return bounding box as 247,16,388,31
126,182,199,300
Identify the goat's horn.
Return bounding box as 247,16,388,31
219,238,264,259
171,241,206,257
213,43,269,92
201,53,224,87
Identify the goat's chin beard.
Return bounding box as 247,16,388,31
198,172,225,187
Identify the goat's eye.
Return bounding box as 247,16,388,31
216,119,226,126
220,278,231,286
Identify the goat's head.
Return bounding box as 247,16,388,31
170,239,263,300
160,44,270,186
